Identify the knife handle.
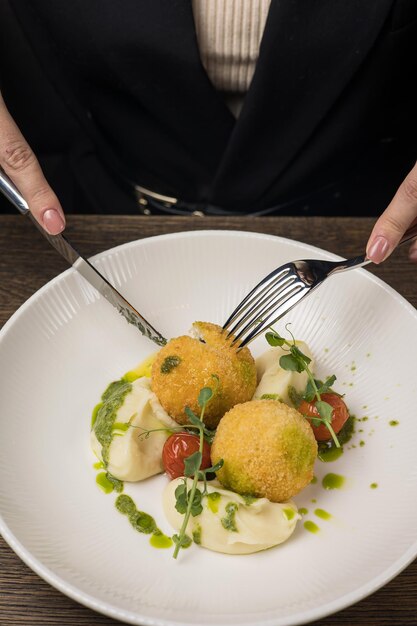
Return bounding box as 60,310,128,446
0,166,81,264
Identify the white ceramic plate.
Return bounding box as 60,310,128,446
0,230,416,626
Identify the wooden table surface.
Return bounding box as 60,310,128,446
0,214,416,626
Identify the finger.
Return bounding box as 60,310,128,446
0,95,65,234
366,161,417,263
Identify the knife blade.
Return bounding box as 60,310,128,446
0,168,167,347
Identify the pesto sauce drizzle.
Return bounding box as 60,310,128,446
106,473,124,493
221,502,239,532
318,414,355,462
93,379,132,465
161,355,181,374
192,525,202,545
241,494,258,505
115,494,172,548
116,494,156,533
92,373,173,551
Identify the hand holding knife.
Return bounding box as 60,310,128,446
0,167,167,347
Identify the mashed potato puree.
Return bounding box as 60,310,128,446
91,377,177,481
254,341,313,405
164,479,299,554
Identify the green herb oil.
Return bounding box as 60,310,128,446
206,491,221,514
322,473,345,490
283,507,296,521
304,520,320,534
123,353,156,382
96,472,123,494
150,530,173,549
96,472,114,494
91,402,103,428
260,393,282,401
314,508,332,521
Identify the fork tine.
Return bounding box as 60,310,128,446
237,287,308,348
232,282,305,347
227,274,297,338
222,266,291,333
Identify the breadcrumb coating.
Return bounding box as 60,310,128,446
151,322,257,429
211,399,317,502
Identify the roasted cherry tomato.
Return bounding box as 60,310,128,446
298,393,349,441
162,432,212,480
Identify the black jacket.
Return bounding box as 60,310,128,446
1,0,416,215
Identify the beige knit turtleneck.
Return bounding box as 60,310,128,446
192,0,271,113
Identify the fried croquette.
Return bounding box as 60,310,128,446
211,399,317,502
151,322,257,429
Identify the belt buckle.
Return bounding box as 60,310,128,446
134,184,205,216
134,184,178,215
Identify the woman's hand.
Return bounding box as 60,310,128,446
366,161,417,264
0,92,65,234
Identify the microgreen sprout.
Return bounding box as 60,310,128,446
172,383,223,559
130,379,222,558
265,326,341,447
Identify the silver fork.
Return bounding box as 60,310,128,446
223,224,417,348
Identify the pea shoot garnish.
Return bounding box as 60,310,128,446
172,386,223,558
265,326,341,448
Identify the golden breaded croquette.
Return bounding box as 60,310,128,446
211,399,317,502
151,322,257,429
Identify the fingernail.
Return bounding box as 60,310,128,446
409,249,417,262
42,208,65,235
367,236,390,264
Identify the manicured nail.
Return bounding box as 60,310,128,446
367,236,390,264
42,208,65,235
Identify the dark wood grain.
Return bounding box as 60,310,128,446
0,215,416,626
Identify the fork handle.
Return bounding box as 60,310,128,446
337,221,417,272
365,222,417,264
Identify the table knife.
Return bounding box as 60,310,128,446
0,168,167,347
